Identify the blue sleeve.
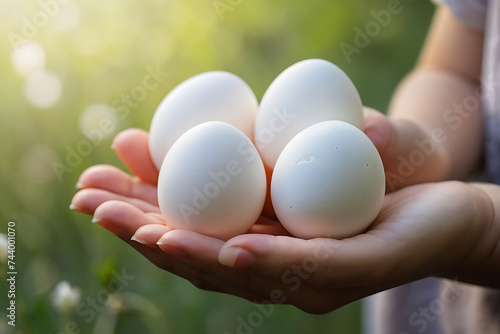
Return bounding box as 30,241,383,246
432,0,487,30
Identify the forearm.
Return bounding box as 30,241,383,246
388,68,483,180
386,6,484,181
442,182,500,288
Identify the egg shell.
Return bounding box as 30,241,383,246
255,59,364,169
149,71,258,169
157,121,267,240
271,120,385,239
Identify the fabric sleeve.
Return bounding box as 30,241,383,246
431,0,487,30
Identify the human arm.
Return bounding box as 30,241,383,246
69,6,498,315
440,182,500,287
71,130,500,315
364,6,484,191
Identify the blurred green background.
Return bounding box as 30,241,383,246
1,0,435,333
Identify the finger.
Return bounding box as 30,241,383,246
156,230,226,263
363,107,448,192
363,107,392,152
219,233,394,289
89,203,226,293
155,230,294,303
71,188,160,216
87,202,394,313
128,226,378,313
365,107,431,157
157,231,383,311
131,224,172,247
89,200,273,301
93,200,164,239
111,221,369,311
145,212,167,224
77,165,158,205
126,241,224,293
112,128,159,185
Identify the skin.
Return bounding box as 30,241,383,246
364,6,484,191
71,6,500,314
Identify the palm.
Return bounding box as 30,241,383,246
72,129,482,314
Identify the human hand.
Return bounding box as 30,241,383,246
132,181,494,314
363,107,450,192
70,128,288,296
71,129,494,314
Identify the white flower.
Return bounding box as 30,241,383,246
106,293,125,315
52,281,81,314
0,234,7,264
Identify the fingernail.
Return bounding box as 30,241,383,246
75,182,84,189
69,204,80,211
91,217,101,224
131,234,148,245
365,128,385,148
157,236,189,260
365,121,392,151
219,247,255,268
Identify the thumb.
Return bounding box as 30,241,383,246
364,107,414,160
363,107,448,192
363,107,393,153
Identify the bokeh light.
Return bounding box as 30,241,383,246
79,103,119,140
51,2,81,32
10,40,46,77
20,145,59,184
72,28,106,56
23,70,62,108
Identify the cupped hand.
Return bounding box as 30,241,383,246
70,128,290,300
363,107,450,192
71,128,492,314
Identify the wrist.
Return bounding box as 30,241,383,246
442,183,500,288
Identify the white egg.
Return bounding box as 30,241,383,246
157,121,267,240
271,121,385,239
149,71,258,169
255,59,364,169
